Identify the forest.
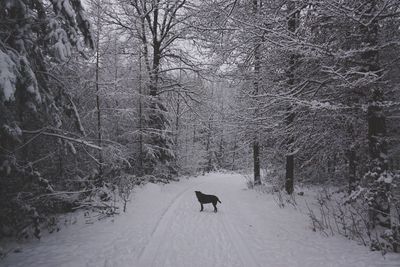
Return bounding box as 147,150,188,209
1,0,400,259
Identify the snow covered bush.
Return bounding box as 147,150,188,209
115,174,143,213
306,180,400,253
0,165,82,240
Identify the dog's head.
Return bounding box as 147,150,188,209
195,191,202,198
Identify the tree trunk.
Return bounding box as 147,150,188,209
138,47,144,176
285,154,294,194
348,148,356,194
285,0,298,194
361,0,390,229
253,140,261,185
175,68,182,147
231,135,237,170
252,0,261,186
95,5,103,181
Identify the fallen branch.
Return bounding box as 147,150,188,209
22,129,102,150
31,189,93,200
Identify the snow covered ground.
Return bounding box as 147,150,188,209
1,172,399,267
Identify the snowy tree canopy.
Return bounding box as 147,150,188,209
0,0,93,104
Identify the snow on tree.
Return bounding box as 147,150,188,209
0,0,94,239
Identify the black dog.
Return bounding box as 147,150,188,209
195,191,221,212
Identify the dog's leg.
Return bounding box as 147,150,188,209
213,203,217,212
200,203,204,212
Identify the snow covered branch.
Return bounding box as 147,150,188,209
22,129,102,150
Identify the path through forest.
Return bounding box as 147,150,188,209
2,173,400,267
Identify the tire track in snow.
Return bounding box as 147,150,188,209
219,216,260,267
219,193,261,267
137,181,204,267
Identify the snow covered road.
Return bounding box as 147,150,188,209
1,173,399,267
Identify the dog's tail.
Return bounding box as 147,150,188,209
217,198,222,203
